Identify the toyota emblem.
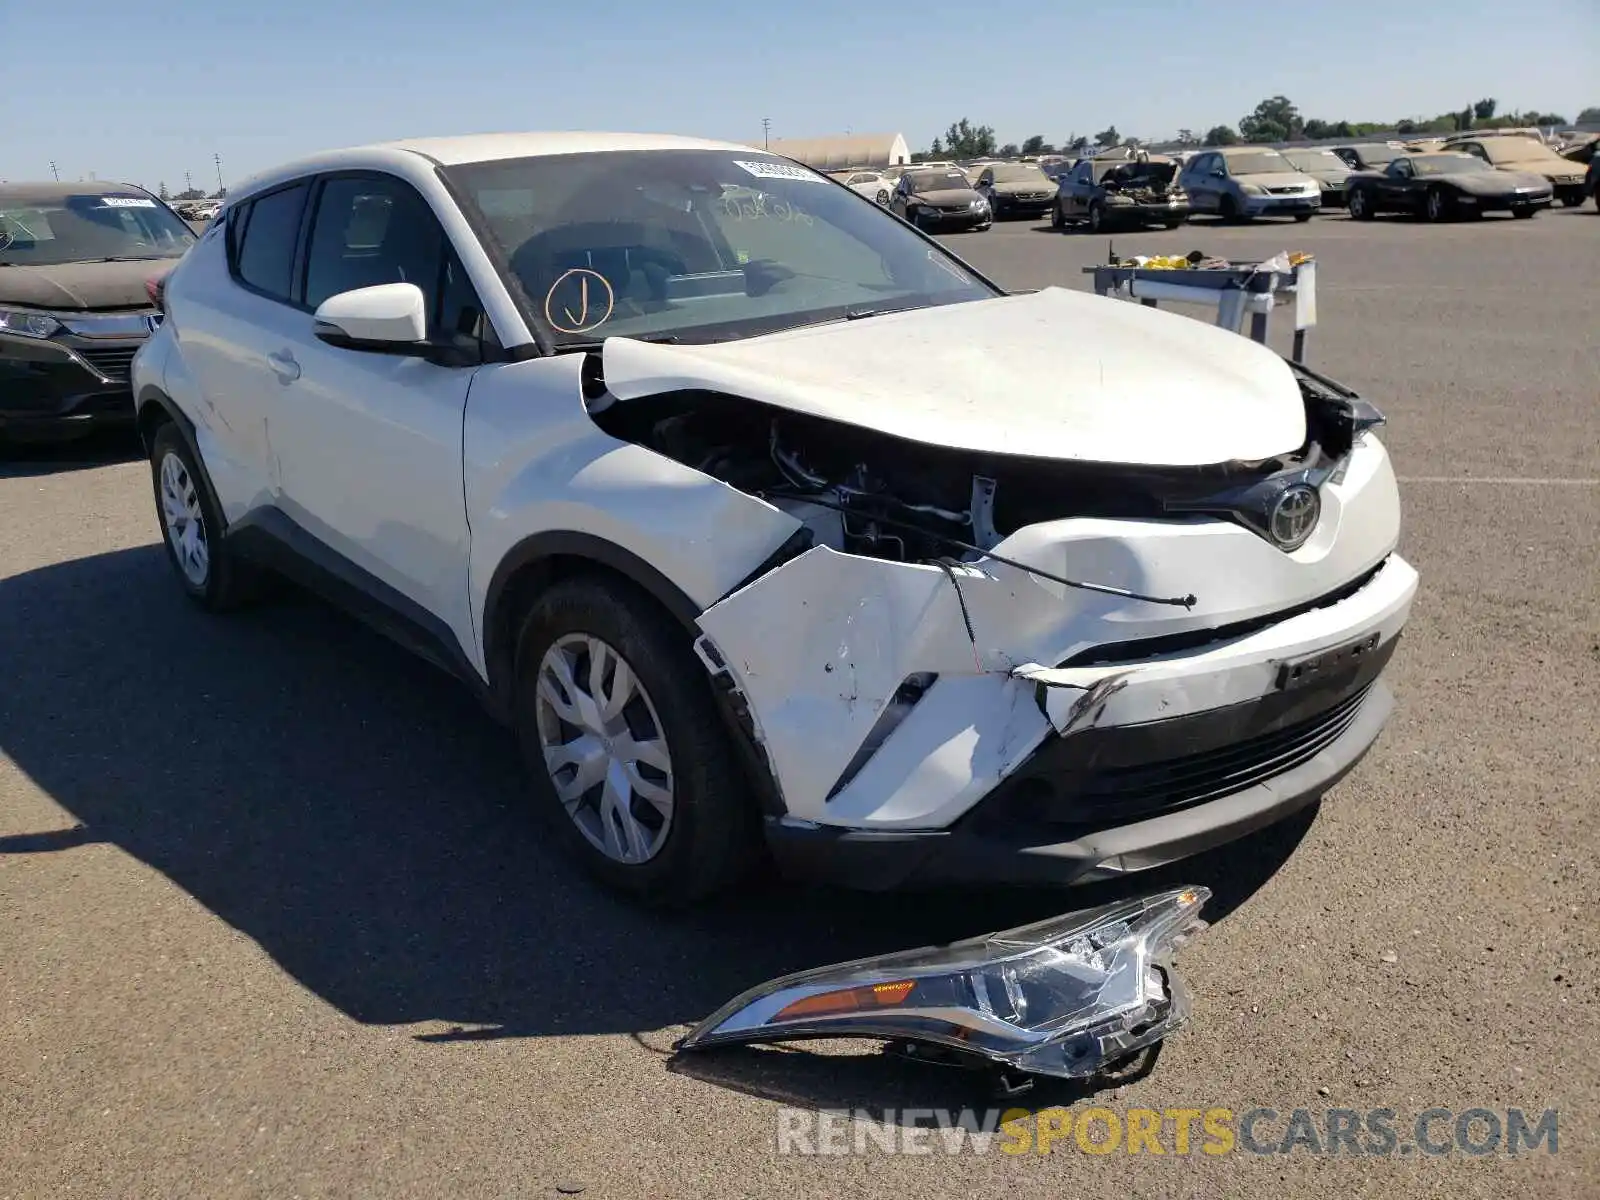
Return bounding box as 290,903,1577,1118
1269,484,1320,551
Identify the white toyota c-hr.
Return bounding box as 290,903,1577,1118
131,131,1418,905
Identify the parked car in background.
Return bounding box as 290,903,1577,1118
1345,153,1552,221
0,181,195,442
1441,127,1545,148
1051,154,1188,232
1179,147,1320,221
1280,147,1354,208
130,130,1416,905
1446,135,1589,206
1332,143,1405,173
890,166,992,231
972,161,1057,220
1586,155,1600,210
828,170,892,205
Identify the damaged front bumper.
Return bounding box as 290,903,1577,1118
694,435,1417,891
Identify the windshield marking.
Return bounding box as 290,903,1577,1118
544,268,616,334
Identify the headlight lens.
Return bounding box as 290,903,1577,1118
677,886,1211,1080
0,307,62,339
1239,183,1265,195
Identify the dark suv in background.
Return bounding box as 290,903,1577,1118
0,182,195,442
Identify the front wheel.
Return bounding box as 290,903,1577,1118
1051,201,1066,231
512,575,758,905
1294,211,1315,222
1348,189,1374,220
1087,202,1105,233
1424,186,1450,223
1513,207,1537,219
1560,195,1583,208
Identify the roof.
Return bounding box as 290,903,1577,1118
0,180,151,201
374,130,755,165
766,133,911,170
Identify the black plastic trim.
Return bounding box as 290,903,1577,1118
224,508,503,719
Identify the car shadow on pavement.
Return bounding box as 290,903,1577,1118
0,429,142,478
0,545,1313,1067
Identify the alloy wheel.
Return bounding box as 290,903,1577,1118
158,452,209,586
534,633,674,865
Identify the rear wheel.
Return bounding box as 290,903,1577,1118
512,574,759,906
148,422,257,611
1560,194,1583,207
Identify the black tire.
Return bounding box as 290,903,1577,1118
1513,207,1537,219
1294,211,1315,222
1163,216,1187,229
148,421,257,612
1348,188,1374,220
1560,195,1582,208
1423,186,1451,223
511,574,758,906
1219,194,1240,222
1050,200,1066,231
1087,202,1105,233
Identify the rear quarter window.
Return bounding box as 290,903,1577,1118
231,182,310,302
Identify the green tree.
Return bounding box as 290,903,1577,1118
1176,128,1196,146
1094,124,1120,146
1203,124,1239,146
1239,95,1302,142
1578,106,1600,124
941,119,997,159
1020,134,1046,155
997,142,1020,158
157,182,170,201
1473,98,1498,121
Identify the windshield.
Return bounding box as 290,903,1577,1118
988,164,1048,183
1283,149,1348,172
908,170,971,193
1223,151,1298,175
1411,155,1492,176
0,191,195,266
445,150,996,349
1349,145,1400,167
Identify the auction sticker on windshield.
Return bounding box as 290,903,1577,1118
732,160,826,183
99,196,158,208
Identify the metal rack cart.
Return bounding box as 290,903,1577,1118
1083,254,1318,363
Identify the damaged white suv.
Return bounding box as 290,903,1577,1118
131,132,1418,904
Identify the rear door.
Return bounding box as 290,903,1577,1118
268,171,484,643
170,179,313,516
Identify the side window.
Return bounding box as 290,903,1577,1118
303,175,446,313
232,183,309,302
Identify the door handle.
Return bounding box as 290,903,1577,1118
267,349,301,383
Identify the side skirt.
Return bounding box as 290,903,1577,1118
224,508,508,723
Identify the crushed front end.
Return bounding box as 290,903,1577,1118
594,342,1418,891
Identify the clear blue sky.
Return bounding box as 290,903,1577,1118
11,0,1597,191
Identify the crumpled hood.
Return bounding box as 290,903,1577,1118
0,258,178,310
600,288,1307,467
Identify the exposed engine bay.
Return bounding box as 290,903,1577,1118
1102,160,1182,204
588,355,1384,596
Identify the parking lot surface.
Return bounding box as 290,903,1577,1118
3,207,1596,1198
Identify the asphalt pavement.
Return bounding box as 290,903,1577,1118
2,205,1596,1198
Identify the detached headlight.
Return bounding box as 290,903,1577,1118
0,307,62,339
676,886,1210,1081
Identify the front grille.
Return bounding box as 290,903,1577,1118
76,345,139,381
1268,186,1305,195
1060,684,1372,826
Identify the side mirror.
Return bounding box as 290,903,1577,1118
313,282,429,354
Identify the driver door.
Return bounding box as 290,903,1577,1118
1379,159,1414,209
266,171,485,645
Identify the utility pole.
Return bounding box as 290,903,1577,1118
762,117,771,149
214,152,224,194
184,170,193,196
50,161,60,181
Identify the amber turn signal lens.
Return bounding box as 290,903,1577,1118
773,979,916,1021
